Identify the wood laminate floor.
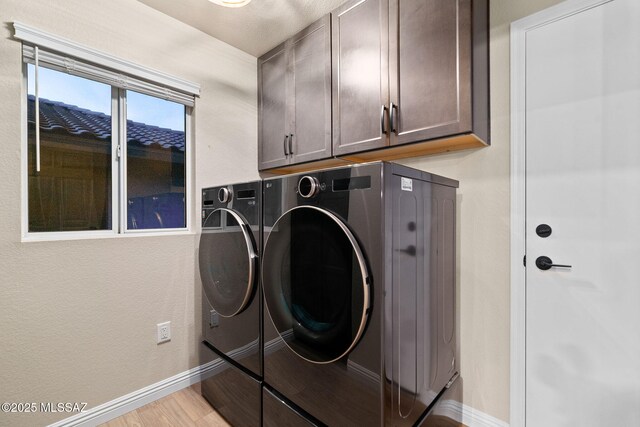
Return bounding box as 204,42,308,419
100,383,464,427
100,383,230,427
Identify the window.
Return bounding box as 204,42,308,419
125,91,186,231
16,23,199,239
27,66,113,232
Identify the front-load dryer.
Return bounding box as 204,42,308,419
261,162,459,426
199,180,262,426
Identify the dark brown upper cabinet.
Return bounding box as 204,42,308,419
332,0,389,156
258,42,288,170
258,16,332,171
333,0,489,160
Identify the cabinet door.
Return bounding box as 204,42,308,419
332,0,389,156
289,15,332,165
259,42,289,170
389,0,472,146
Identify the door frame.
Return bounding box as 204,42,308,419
509,0,613,425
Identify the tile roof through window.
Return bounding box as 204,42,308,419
27,95,185,151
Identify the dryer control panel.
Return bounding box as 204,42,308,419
201,181,261,229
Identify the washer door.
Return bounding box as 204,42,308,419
199,208,257,317
262,205,370,364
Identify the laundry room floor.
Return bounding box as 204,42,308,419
100,383,464,427
99,383,230,427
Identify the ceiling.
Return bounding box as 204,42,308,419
137,0,346,57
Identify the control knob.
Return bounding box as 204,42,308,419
218,187,232,203
298,176,320,198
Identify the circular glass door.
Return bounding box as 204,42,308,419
262,205,370,364
199,208,257,317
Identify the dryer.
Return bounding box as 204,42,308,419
199,180,262,426
261,162,459,426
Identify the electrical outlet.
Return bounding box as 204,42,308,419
157,321,171,344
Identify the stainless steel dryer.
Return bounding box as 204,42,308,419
199,180,262,426
261,162,459,426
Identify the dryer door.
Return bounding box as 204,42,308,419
262,205,370,364
199,208,258,317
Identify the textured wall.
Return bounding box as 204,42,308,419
0,1,257,426
399,0,564,422
0,0,577,426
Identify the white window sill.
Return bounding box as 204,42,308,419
21,229,196,243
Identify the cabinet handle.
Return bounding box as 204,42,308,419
284,134,289,156
289,134,294,154
390,102,398,134
381,105,388,135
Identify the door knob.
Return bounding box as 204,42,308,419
535,256,572,271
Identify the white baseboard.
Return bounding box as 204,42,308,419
435,399,510,427
47,358,226,427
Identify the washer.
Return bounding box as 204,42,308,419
199,180,262,426
261,162,459,426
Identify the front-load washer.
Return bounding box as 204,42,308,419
261,162,459,426
199,180,262,426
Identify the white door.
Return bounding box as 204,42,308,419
525,0,640,425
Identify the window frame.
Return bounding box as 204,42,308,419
20,60,194,242
119,88,192,235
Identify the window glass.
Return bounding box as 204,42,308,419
126,91,186,230
27,64,112,232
